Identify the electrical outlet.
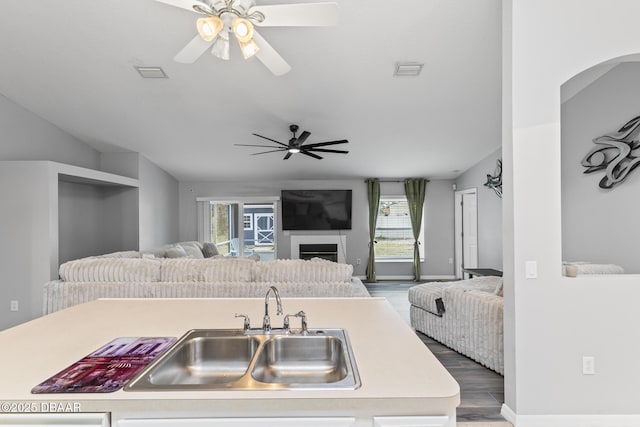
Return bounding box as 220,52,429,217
448,258,454,265
10,300,19,312
356,258,361,265
582,356,595,375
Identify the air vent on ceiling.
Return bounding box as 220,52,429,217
394,62,424,77
135,66,168,78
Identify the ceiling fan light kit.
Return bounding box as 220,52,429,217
155,0,340,75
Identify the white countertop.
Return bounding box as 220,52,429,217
0,297,459,418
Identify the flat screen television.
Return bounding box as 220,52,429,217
281,190,352,230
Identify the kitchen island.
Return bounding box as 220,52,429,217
0,297,459,427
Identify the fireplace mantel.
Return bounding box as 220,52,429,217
290,235,346,264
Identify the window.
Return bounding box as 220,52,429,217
375,197,424,261
243,214,253,230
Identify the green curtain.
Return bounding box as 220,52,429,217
365,178,380,282
404,178,427,281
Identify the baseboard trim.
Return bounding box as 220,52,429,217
367,275,456,281
501,404,640,426
501,404,516,424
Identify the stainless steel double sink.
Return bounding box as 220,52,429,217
124,328,360,391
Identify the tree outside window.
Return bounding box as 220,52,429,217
375,198,423,260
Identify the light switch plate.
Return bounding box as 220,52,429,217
583,356,595,375
525,261,537,279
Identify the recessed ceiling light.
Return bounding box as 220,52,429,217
135,66,168,79
394,62,424,77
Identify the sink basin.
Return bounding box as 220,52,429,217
148,333,259,385
251,335,347,384
124,328,360,391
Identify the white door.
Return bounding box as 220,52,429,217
454,189,478,279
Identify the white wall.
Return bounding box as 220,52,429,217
101,152,180,250
58,181,107,264
138,156,179,250
0,162,56,330
179,178,456,279
456,148,503,270
0,94,100,169
505,0,640,423
561,63,640,273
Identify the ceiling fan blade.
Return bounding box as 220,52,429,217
251,149,287,155
174,34,214,63
300,150,323,160
308,148,349,154
283,152,293,160
252,31,292,76
235,144,283,149
252,133,289,147
250,2,339,27
303,139,349,148
296,131,311,145
154,0,209,12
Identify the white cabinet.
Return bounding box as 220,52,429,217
117,418,355,427
117,416,451,427
0,413,109,427
373,416,450,427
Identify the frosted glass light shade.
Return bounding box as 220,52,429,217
197,16,223,42
238,38,260,59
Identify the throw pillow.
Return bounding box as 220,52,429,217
180,242,205,259
202,242,220,258
165,245,188,258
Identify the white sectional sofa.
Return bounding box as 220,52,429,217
44,252,369,314
408,276,504,374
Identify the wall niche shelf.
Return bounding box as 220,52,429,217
0,160,140,330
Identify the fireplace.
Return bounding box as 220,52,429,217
290,235,346,264
299,244,338,262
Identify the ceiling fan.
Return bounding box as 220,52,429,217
236,124,349,160
154,0,339,75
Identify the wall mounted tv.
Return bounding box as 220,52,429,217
281,190,352,230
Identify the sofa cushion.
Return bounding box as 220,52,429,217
178,242,205,259
160,258,207,282
253,259,353,283
95,251,141,259
59,258,161,282
202,257,256,282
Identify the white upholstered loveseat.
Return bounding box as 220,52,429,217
44,256,369,314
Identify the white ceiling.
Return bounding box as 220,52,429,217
0,0,502,182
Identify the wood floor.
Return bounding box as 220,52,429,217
365,281,510,425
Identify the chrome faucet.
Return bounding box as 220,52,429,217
263,286,283,331
283,310,308,335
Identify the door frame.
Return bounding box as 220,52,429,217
454,188,478,279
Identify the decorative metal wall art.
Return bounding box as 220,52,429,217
484,159,502,198
582,115,640,189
